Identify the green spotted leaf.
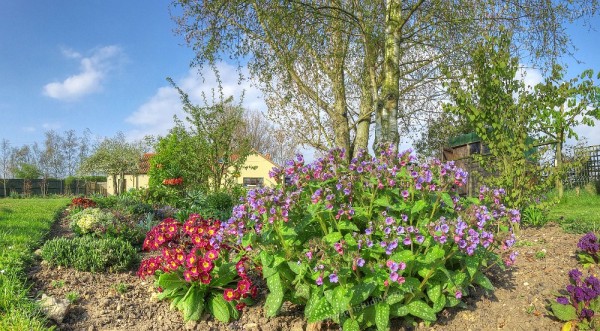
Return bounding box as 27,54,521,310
375,302,390,331
407,300,437,321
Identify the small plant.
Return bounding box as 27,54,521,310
113,282,129,294
521,205,548,227
50,280,65,288
41,236,138,272
551,269,600,330
137,214,256,322
65,291,80,304
535,250,546,260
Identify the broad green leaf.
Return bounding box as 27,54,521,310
465,255,479,278
329,286,351,314
440,192,454,208
307,296,335,323
389,303,409,317
339,221,360,232
182,286,205,321
260,250,274,267
411,200,427,215
473,272,494,291
433,294,446,312
208,294,230,323
323,232,343,245
375,302,390,331
374,196,391,208
426,283,442,304
391,249,414,262
385,287,405,305
342,318,360,331
265,274,284,317
407,300,437,321
424,246,445,264
294,283,311,301
158,272,188,291
551,303,578,322
350,283,376,305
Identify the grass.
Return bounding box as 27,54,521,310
547,188,600,234
0,197,69,330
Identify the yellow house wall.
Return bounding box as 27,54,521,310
236,153,278,188
106,174,150,195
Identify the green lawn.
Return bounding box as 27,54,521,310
547,189,600,234
0,198,69,331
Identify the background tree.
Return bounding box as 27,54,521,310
531,67,600,198
172,0,597,158
79,132,145,195
443,30,540,208
163,79,252,192
0,139,11,197
240,110,299,165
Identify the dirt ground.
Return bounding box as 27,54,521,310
29,215,583,331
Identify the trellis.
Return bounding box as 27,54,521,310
566,145,600,188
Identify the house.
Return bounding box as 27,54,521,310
106,151,280,195
235,151,280,188
106,153,153,195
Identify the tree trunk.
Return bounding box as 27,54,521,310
555,135,564,200
375,0,401,151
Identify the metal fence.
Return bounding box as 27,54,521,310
0,179,107,197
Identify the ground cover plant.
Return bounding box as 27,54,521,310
222,147,520,330
0,198,69,330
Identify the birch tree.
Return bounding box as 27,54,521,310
172,0,597,158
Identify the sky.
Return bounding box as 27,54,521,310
1,1,599,154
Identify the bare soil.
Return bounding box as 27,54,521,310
29,215,582,331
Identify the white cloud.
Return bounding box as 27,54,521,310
43,45,123,101
125,62,267,141
517,65,543,89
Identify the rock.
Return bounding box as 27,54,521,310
87,326,95,331
38,294,70,323
306,322,322,331
185,320,198,330
290,321,305,331
244,322,259,330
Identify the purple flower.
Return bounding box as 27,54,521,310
305,251,313,260
390,272,399,282
401,190,409,198
385,217,394,225
329,273,338,283
556,297,569,305
403,236,412,245
356,258,365,267
316,276,323,286
455,290,462,299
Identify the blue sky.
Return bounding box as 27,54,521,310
0,1,599,151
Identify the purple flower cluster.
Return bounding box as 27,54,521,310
556,268,600,321
578,232,600,256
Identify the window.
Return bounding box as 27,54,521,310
243,177,264,188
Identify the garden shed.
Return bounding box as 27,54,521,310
442,133,488,196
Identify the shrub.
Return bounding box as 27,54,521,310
225,147,519,329
69,208,115,235
40,236,138,272
137,214,256,322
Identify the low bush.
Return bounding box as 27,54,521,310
40,236,138,272
225,147,520,329
69,208,115,235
